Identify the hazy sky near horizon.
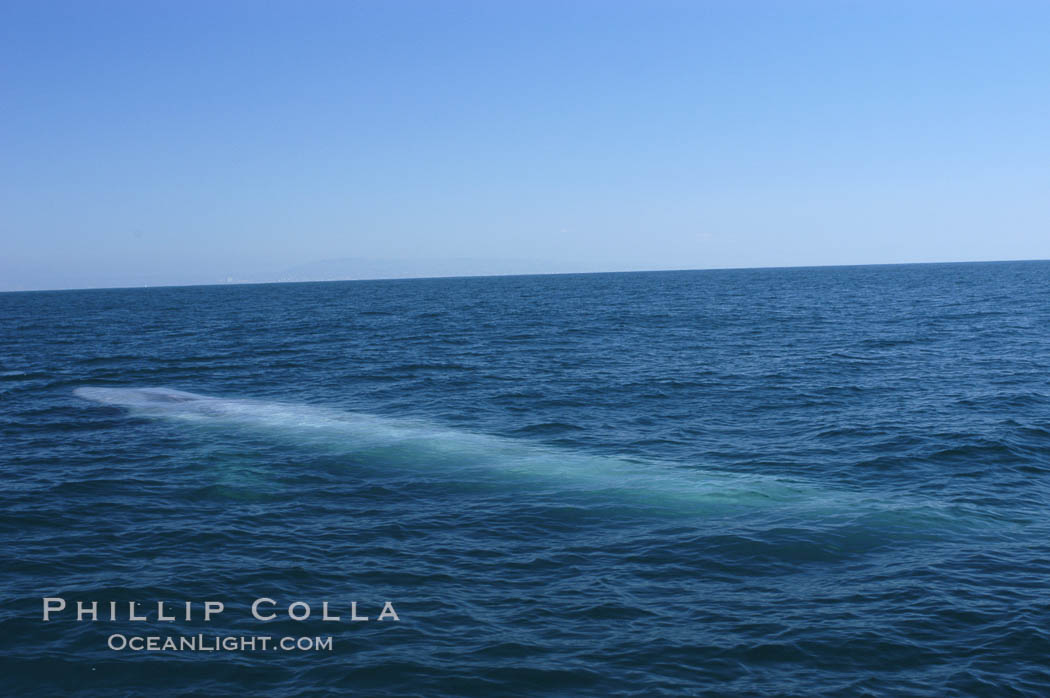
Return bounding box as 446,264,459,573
2,1,1049,290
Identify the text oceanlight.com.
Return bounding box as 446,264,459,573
107,634,333,652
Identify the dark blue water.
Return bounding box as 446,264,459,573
4,262,1050,696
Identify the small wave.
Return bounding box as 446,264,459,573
0,370,48,381
513,422,585,435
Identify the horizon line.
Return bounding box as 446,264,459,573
3,257,1048,294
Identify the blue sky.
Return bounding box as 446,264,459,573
2,1,1048,290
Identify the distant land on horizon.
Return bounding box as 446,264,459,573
270,256,594,284
2,256,1048,293
1,256,586,292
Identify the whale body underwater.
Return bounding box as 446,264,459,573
74,386,758,496
73,386,989,532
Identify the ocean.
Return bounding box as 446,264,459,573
3,261,1050,696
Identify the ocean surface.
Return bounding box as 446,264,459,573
3,261,1050,696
